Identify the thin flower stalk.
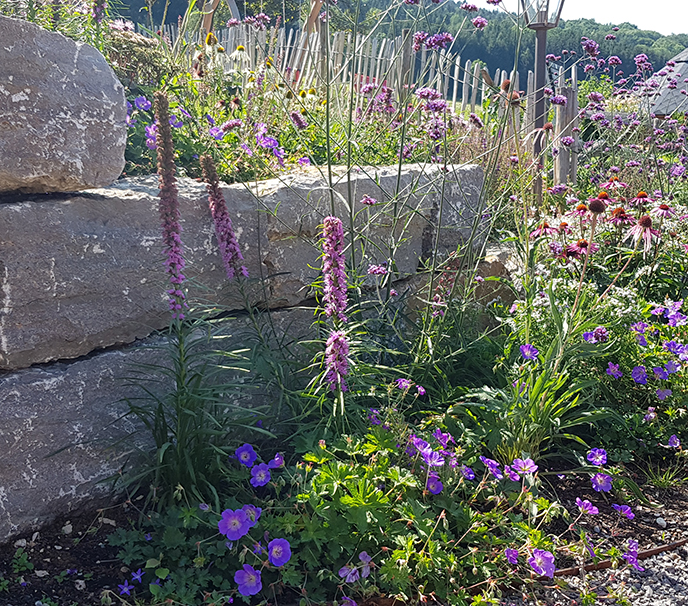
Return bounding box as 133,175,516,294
200,154,248,280
154,91,187,320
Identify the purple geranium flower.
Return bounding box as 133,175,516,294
241,504,262,527
657,388,672,400
520,344,539,360
268,452,285,469
134,96,151,111
606,362,623,379
422,450,445,467
396,378,413,390
235,564,262,596
218,508,250,540
479,456,503,480
460,465,476,480
359,551,372,578
250,463,271,487
631,366,647,384
426,475,444,494
267,538,292,567
235,444,258,467
503,465,520,482
591,472,613,492
339,564,360,583
528,549,556,578
669,434,681,448
587,448,607,466
576,497,599,515
613,504,635,519
505,548,519,565
512,458,538,474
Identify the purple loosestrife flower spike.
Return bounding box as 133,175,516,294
325,330,350,392
321,216,348,322
154,92,187,320
201,155,248,280
234,564,262,596
267,538,292,566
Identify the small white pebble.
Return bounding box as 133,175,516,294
657,517,668,528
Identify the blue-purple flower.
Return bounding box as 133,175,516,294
134,95,151,111
479,456,503,480
631,366,647,384
460,465,475,480
505,548,519,565
235,564,262,596
119,580,135,596
267,538,292,567
426,475,444,494
235,443,258,467
606,362,623,379
242,504,262,527
587,448,607,466
131,569,144,583
520,344,539,360
669,434,681,448
268,452,285,469
512,458,538,474
218,509,250,540
576,497,599,515
422,450,445,467
339,564,360,583
250,463,271,487
613,504,635,519
591,472,613,492
528,549,556,578
657,388,672,400
359,551,372,578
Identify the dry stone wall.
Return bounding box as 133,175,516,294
0,164,484,541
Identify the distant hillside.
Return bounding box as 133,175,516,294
118,0,688,78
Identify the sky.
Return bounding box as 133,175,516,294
495,0,688,36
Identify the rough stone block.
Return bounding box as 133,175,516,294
0,15,127,193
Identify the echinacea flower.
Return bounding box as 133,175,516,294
576,497,599,515
607,207,636,226
529,222,559,239
651,203,676,219
528,549,556,578
623,215,660,255
235,564,262,596
566,239,599,259
267,538,292,567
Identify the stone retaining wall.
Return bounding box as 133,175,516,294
0,164,485,541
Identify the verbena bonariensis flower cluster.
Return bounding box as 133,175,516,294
200,155,248,280
154,91,187,320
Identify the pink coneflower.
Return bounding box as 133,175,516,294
588,193,609,215
566,202,590,219
529,222,559,239
558,222,572,235
650,203,676,219
600,176,627,190
566,239,599,259
629,190,652,207
607,207,636,226
623,215,660,255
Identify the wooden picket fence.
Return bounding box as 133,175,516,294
143,22,580,184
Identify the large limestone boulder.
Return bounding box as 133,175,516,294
0,164,484,370
0,15,126,193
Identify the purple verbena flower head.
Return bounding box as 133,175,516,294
396,378,412,390
472,16,488,29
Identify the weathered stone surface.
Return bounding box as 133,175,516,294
0,305,316,541
0,15,126,193
0,164,484,369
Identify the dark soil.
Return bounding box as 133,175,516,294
1,474,687,606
